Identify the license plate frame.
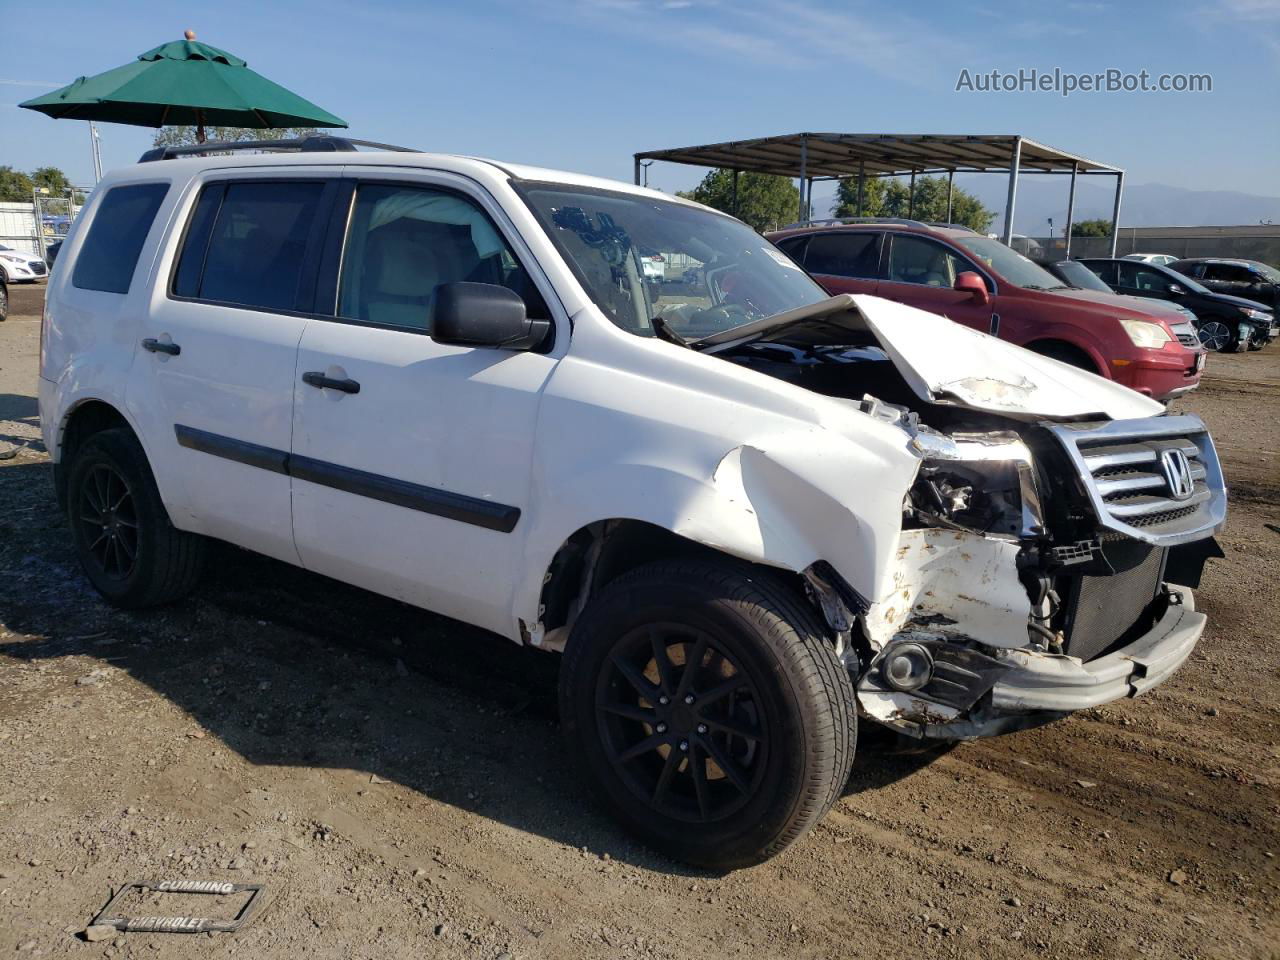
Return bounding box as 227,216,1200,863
93,879,264,934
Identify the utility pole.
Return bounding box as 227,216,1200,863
89,122,103,183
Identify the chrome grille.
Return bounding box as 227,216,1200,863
1046,415,1226,547
1176,333,1197,347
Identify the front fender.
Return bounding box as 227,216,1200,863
513,429,919,631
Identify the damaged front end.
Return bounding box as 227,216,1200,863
855,412,1226,740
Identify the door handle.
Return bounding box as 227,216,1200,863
302,371,361,394
141,338,181,356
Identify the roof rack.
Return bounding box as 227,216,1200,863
780,216,930,230
923,222,979,233
138,134,420,163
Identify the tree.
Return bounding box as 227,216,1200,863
30,166,72,196
1071,218,1113,238
0,166,35,203
153,125,320,147
676,169,801,233
833,174,994,232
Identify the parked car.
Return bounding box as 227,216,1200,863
44,238,64,269
1036,257,1206,356
1123,253,1178,266
638,250,666,282
1079,257,1277,352
767,220,1205,402
41,140,1226,869
0,243,49,283
0,272,7,322
1169,257,1280,313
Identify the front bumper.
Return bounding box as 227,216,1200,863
1113,349,1202,400
990,585,1202,712
858,585,1204,740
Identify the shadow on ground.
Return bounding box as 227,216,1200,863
0,459,945,874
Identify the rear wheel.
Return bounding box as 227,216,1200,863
66,428,206,608
1197,320,1236,352
560,558,856,869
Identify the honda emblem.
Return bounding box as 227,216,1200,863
1159,448,1195,501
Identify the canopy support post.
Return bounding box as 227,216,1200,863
856,162,865,216
1001,136,1022,245
1109,171,1125,257
1064,163,1079,257
196,108,206,144
797,136,808,222
633,156,641,186
732,169,739,217
946,169,955,223
908,169,917,218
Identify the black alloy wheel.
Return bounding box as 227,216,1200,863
595,623,768,824
561,558,856,870
75,462,140,581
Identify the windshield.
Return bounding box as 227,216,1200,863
520,183,827,338
1253,261,1280,284
1052,259,1112,292
952,235,1064,290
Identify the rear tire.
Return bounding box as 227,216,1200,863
559,558,856,870
66,428,206,608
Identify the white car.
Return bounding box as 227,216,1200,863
39,138,1227,869
0,243,49,282
1123,253,1179,267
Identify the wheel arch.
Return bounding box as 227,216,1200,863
1022,337,1106,376
52,399,139,510
527,518,867,659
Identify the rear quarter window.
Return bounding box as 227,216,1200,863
72,183,170,294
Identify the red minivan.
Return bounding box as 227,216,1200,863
766,221,1205,401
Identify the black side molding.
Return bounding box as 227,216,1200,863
290,455,519,532
175,425,288,475
172,425,519,533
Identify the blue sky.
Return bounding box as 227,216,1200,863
2,0,1278,215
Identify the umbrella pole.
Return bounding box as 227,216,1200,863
196,109,206,144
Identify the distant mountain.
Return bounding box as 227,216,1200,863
808,180,1280,234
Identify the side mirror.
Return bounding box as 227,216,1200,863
1168,283,1185,296
954,271,990,305
431,282,550,351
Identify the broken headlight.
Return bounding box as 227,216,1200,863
905,431,1045,540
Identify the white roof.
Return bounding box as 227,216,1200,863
104,149,703,210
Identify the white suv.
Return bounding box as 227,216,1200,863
39,137,1227,869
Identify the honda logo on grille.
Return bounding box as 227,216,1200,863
1159,448,1195,501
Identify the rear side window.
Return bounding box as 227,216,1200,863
173,180,325,311
805,233,881,279
72,183,169,294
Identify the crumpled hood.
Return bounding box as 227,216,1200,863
850,294,1164,421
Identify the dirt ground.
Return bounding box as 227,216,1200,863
2,283,1278,960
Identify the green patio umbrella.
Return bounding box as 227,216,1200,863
19,31,347,142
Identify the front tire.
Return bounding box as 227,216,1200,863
1196,320,1236,353
66,428,206,608
560,558,856,870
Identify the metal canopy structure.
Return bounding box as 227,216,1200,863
634,132,1126,256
